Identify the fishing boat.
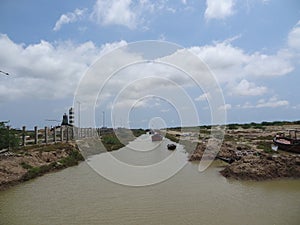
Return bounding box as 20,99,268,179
273,130,300,153
167,144,176,150
151,133,163,141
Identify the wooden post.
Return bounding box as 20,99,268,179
22,126,26,146
53,126,56,143
34,126,38,145
44,126,48,144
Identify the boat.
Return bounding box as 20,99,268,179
167,144,176,150
273,130,300,153
151,133,163,141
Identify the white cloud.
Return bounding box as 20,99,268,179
205,0,235,20
241,97,289,109
90,0,171,29
218,103,232,110
91,0,137,29
244,51,294,77
256,97,289,108
288,20,300,50
53,8,87,31
231,79,267,96
0,34,127,101
191,41,293,80
195,92,211,101
190,42,246,83
161,109,170,113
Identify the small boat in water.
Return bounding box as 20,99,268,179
152,133,163,141
167,144,176,150
273,130,300,153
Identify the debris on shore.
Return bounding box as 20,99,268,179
188,140,300,181
169,123,300,181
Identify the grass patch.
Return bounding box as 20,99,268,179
256,141,274,153
165,133,179,143
101,133,125,151
132,129,146,137
58,149,84,167
101,129,146,151
22,163,55,181
20,162,32,170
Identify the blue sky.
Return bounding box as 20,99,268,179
0,0,299,129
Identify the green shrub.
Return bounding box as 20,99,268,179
20,162,33,170
256,141,274,153
59,149,84,167
241,124,252,129
0,122,20,149
227,124,239,130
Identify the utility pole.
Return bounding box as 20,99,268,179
76,101,81,139
102,111,105,128
77,101,81,128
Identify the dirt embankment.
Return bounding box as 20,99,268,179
0,142,84,191
184,125,300,181
188,139,300,181
220,153,300,180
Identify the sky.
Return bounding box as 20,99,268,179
0,0,299,129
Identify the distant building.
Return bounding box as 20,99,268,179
69,107,74,126
61,113,68,126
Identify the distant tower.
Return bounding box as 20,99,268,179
69,107,74,126
61,113,68,126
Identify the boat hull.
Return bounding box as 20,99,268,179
152,134,163,141
167,144,176,150
273,137,300,153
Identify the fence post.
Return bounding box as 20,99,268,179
34,126,38,144
66,126,69,142
44,126,48,144
70,127,74,140
22,126,26,146
53,126,56,143
60,126,64,142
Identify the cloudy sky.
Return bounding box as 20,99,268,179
0,0,299,129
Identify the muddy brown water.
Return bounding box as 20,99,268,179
0,134,299,225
